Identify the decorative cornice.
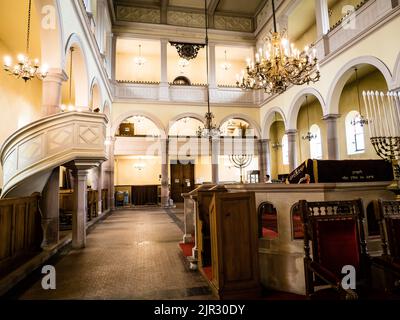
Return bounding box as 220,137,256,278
115,5,255,32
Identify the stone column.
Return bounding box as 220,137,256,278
323,114,340,160
161,138,170,207
258,139,271,180
211,138,219,184
111,34,117,82
42,68,67,116
182,194,194,243
208,42,217,89
286,130,298,172
104,136,116,210
72,169,88,249
40,168,60,249
97,163,103,215
159,39,169,101
315,0,330,37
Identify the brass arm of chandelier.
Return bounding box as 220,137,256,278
236,41,320,95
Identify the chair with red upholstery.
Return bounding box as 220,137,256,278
299,199,371,299
373,199,400,292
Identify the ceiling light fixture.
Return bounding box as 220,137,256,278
61,47,77,112
178,58,189,68
134,44,146,67
196,0,221,139
236,0,320,95
351,68,369,127
302,95,317,141
272,112,282,149
3,0,48,82
221,50,231,71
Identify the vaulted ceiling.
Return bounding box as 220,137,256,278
112,0,267,33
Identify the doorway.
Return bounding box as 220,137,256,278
170,161,195,203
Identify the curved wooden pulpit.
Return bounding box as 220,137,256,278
205,190,261,299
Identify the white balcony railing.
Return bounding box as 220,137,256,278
114,82,256,106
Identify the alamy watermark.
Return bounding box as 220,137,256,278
41,265,56,290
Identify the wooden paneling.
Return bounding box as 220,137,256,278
0,195,42,276
59,190,73,230
101,189,108,211
131,185,158,205
207,191,261,299
87,190,98,220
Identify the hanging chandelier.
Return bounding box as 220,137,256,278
221,50,231,71
134,44,146,67
302,95,317,142
272,112,282,149
350,68,369,127
178,58,189,69
196,0,221,139
3,0,48,82
236,0,320,95
60,47,79,112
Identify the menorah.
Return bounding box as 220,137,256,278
229,154,253,184
363,90,400,190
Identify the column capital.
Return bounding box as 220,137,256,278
323,113,341,120
285,129,297,135
43,68,68,83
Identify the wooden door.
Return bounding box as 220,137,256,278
170,161,195,203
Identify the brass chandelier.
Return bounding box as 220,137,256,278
3,0,48,82
236,0,320,95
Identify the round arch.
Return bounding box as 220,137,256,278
287,88,326,130
392,52,400,90
167,113,205,134
111,111,167,138
218,113,261,138
64,33,90,108
90,77,103,111
103,100,111,118
261,107,287,139
326,56,392,115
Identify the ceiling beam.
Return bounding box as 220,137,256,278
207,0,220,28
255,0,268,17
208,0,220,15
161,0,168,24
254,0,268,31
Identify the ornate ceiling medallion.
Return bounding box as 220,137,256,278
169,42,205,60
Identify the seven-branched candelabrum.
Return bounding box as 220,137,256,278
236,31,320,95
229,154,253,184
363,91,400,185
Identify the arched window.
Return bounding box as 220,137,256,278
309,124,322,159
282,134,289,165
258,202,278,239
172,76,191,86
345,111,365,155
